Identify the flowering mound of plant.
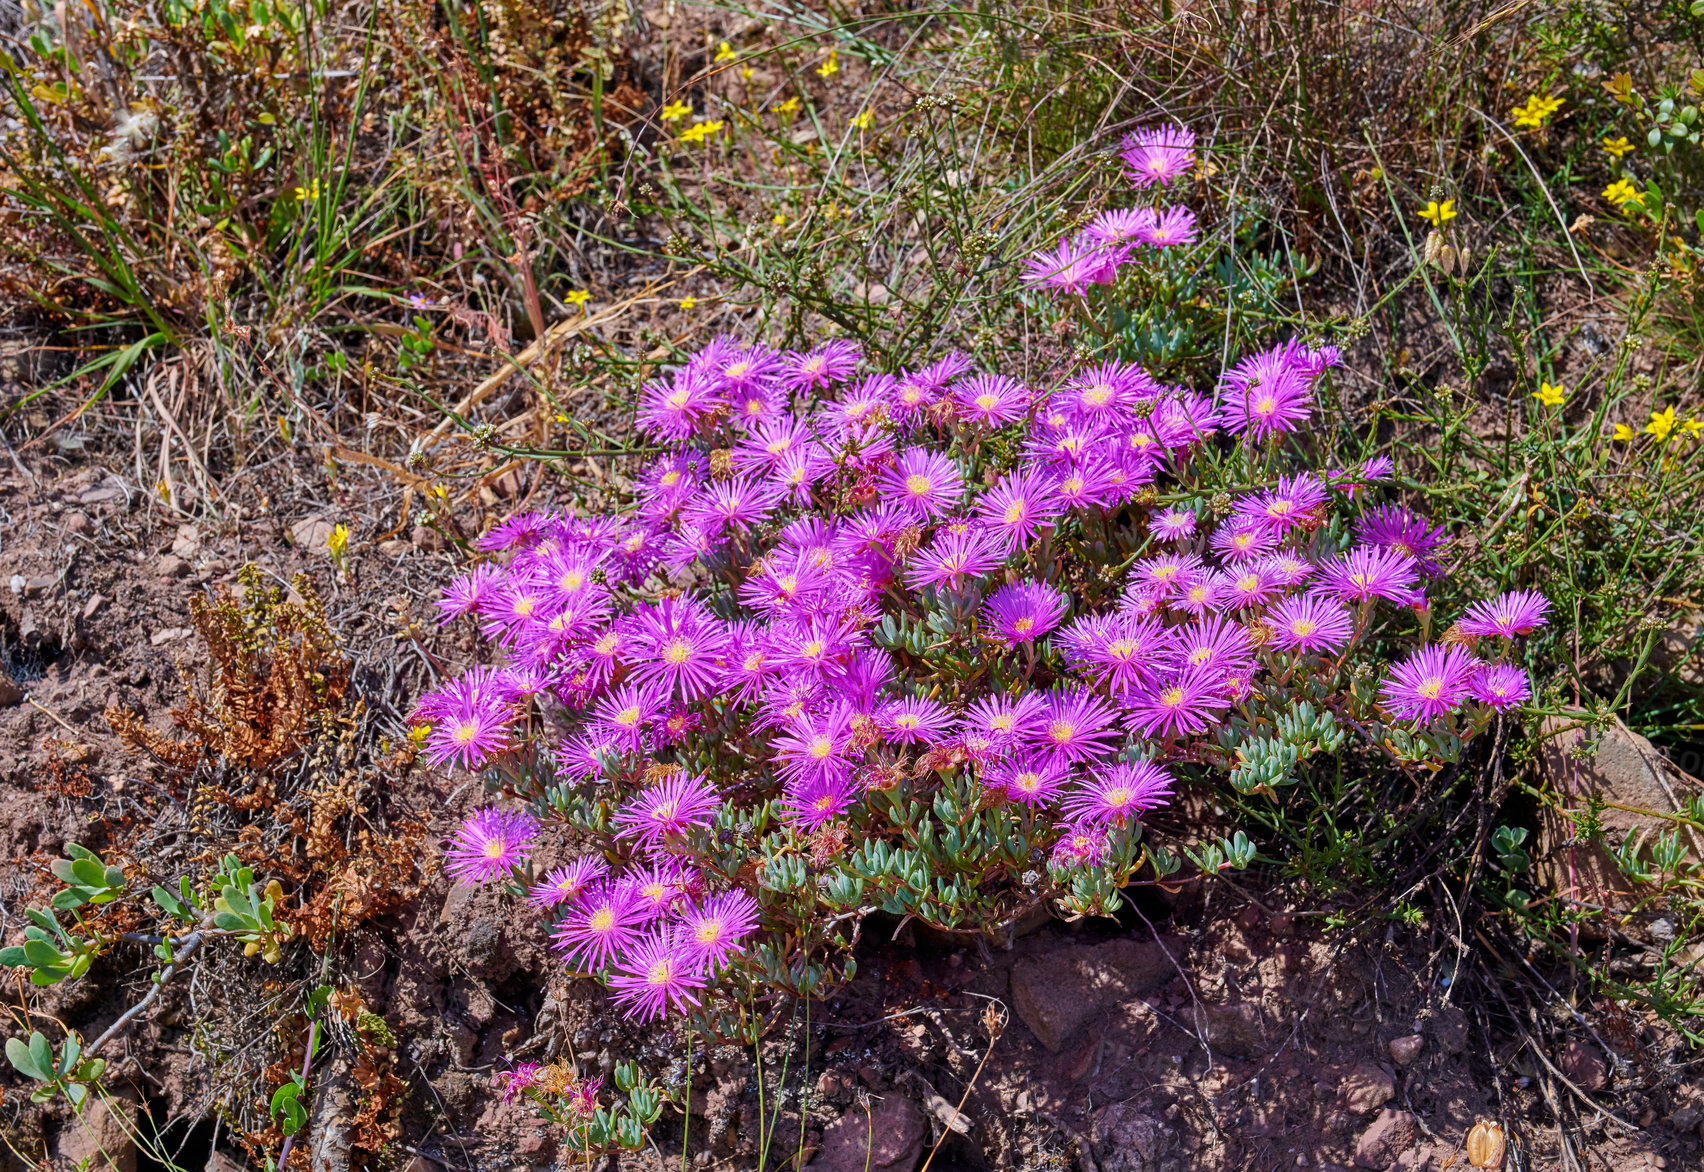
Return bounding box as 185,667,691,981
410,124,1548,1091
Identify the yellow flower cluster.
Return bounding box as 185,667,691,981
1512,93,1564,128
1612,406,1704,442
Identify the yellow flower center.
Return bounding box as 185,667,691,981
974,393,997,410
1254,395,1277,416
559,569,585,591
595,633,620,655
1003,501,1025,523
614,706,641,726
590,908,614,931
1084,385,1112,407
905,474,932,496
1104,787,1132,807
454,721,481,744
1291,619,1316,637
663,638,693,664
1417,677,1444,700
1160,686,1185,708
695,918,723,944
1047,720,1075,743
647,958,676,986
482,838,506,859
725,361,750,379
1013,617,1035,633
661,470,681,487
807,736,834,759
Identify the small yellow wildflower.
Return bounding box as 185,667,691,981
816,50,839,78
679,297,697,309
852,110,874,131
1533,381,1566,407
713,41,737,64
775,96,801,115
407,723,432,743
1600,136,1635,159
660,101,692,122
428,484,448,501
1682,417,1704,439
327,523,350,557
1612,423,1635,441
293,180,320,202
1511,93,1564,128
1645,405,1678,440
554,413,570,424
1602,178,1643,211
1418,199,1456,227
771,213,787,226
679,120,724,144
739,65,754,82
257,111,276,125
565,289,592,311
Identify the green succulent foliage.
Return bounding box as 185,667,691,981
1491,825,1530,874
47,845,127,910
4,1030,105,1106
562,1061,670,1156
0,907,103,986
150,874,207,924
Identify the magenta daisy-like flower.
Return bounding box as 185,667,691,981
1379,643,1480,723
683,474,779,539
445,808,539,886
1119,123,1196,187
1266,595,1355,654
1141,206,1199,247
1020,236,1105,296
1151,507,1198,542
1470,663,1532,710
612,771,721,853
778,340,861,393
1258,552,1317,589
1063,760,1174,828
1457,590,1552,639
1209,521,1278,563
1028,686,1122,763
880,447,964,519
1356,504,1448,577
1317,546,1420,605
476,511,552,552
906,527,1005,592
627,596,731,699
733,415,815,475
1127,669,1228,738
987,754,1070,807
608,927,707,1022
1083,616,1168,696
879,696,954,744
674,889,761,974
553,882,646,970
781,773,856,829
982,581,1069,645
622,862,693,923
975,469,1062,552
1169,615,1257,677
960,693,1047,748
494,1062,543,1103
591,681,663,752
421,679,514,771
1084,207,1157,250
954,374,1030,427
1052,459,1120,510
527,857,610,910
1051,823,1111,868
1217,344,1313,439
1240,474,1328,535
1135,552,1205,598
1210,565,1279,611
773,706,859,786
635,371,719,442
438,564,503,625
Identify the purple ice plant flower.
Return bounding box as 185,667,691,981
1020,236,1106,296
880,447,964,519
975,469,1063,552
527,857,609,910
1379,643,1480,723
1266,595,1355,654
1469,663,1531,710
552,882,646,970
1051,823,1111,868
954,374,1030,427
1316,546,1420,605
778,340,861,392
627,596,731,699
879,696,954,744
1119,124,1196,187
1151,507,1198,542
982,580,1069,645
445,808,539,886
906,527,1005,592
1356,504,1449,577
437,564,503,625
612,771,722,853
608,927,707,1022
988,754,1070,807
1457,590,1552,639
1028,686,1122,763
1141,206,1199,247
674,889,761,973
780,773,856,829
1127,669,1228,738
1063,760,1174,828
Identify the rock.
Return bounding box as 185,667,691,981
0,670,22,706
378,539,412,558
207,1150,249,1172
55,1091,138,1172
1354,1109,1415,1169
171,524,200,558
1389,1035,1424,1066
807,1092,924,1172
150,627,193,646
24,574,57,597
411,525,445,552
1196,999,1269,1060
1010,936,1178,1052
64,511,92,534
1090,1103,1170,1172
1560,1039,1607,1091
1671,1105,1701,1132
290,518,336,552
82,593,108,620
1651,609,1704,688
155,554,188,578
1432,1006,1469,1055
1534,714,1698,916
1340,1062,1396,1113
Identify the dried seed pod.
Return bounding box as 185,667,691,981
1466,1120,1505,1168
